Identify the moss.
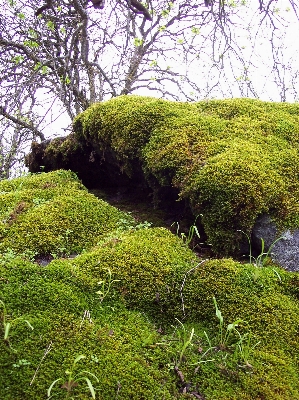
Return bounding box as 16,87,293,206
0,256,179,399
0,170,133,256
72,96,299,254
0,310,177,399
0,169,85,193
69,227,198,319
1,171,299,399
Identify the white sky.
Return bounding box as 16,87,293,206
37,0,299,137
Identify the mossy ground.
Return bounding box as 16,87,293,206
0,170,299,399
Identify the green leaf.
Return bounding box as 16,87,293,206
191,27,200,35
12,55,24,64
73,354,86,365
213,296,223,324
24,320,34,330
24,40,39,49
46,21,55,31
4,322,11,340
28,28,38,38
34,62,42,71
133,38,143,47
80,371,99,382
47,378,62,397
84,377,96,399
149,60,158,67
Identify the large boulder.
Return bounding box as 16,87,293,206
26,96,299,260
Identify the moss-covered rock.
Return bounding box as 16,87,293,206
27,96,299,255
2,167,298,399
0,170,132,257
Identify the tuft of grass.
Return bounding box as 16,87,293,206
212,296,244,351
0,300,33,350
47,354,99,399
238,229,284,267
171,216,201,248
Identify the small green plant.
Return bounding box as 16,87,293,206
51,229,73,258
169,319,195,365
47,354,99,399
212,296,243,351
96,268,120,303
33,197,47,206
234,331,260,368
238,230,284,267
0,300,33,349
172,216,200,247
177,321,194,364
12,359,31,368
0,248,37,264
134,221,152,230
116,216,135,231
0,248,17,265
90,354,99,364
116,216,152,232
195,298,259,370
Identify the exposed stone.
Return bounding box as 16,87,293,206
252,214,299,272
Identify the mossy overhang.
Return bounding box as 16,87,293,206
25,95,299,256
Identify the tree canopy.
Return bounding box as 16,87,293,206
0,0,298,177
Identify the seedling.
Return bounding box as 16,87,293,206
177,320,194,364
13,359,31,368
169,319,196,365
234,331,260,368
212,296,243,350
0,300,33,349
116,217,152,232
53,229,73,258
172,216,200,247
47,354,99,399
238,230,284,267
96,268,120,303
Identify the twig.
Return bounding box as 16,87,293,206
80,309,93,329
180,259,209,318
30,341,53,386
116,381,122,399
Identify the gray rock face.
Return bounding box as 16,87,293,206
252,214,299,272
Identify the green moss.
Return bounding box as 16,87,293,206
0,170,132,256
0,309,177,399
73,96,299,254
43,135,84,163
1,170,299,399
0,170,85,193
69,227,198,319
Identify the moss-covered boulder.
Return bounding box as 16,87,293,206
0,170,132,257
1,170,299,399
26,96,299,258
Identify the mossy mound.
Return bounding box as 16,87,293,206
27,96,299,254
1,170,299,399
0,170,132,257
